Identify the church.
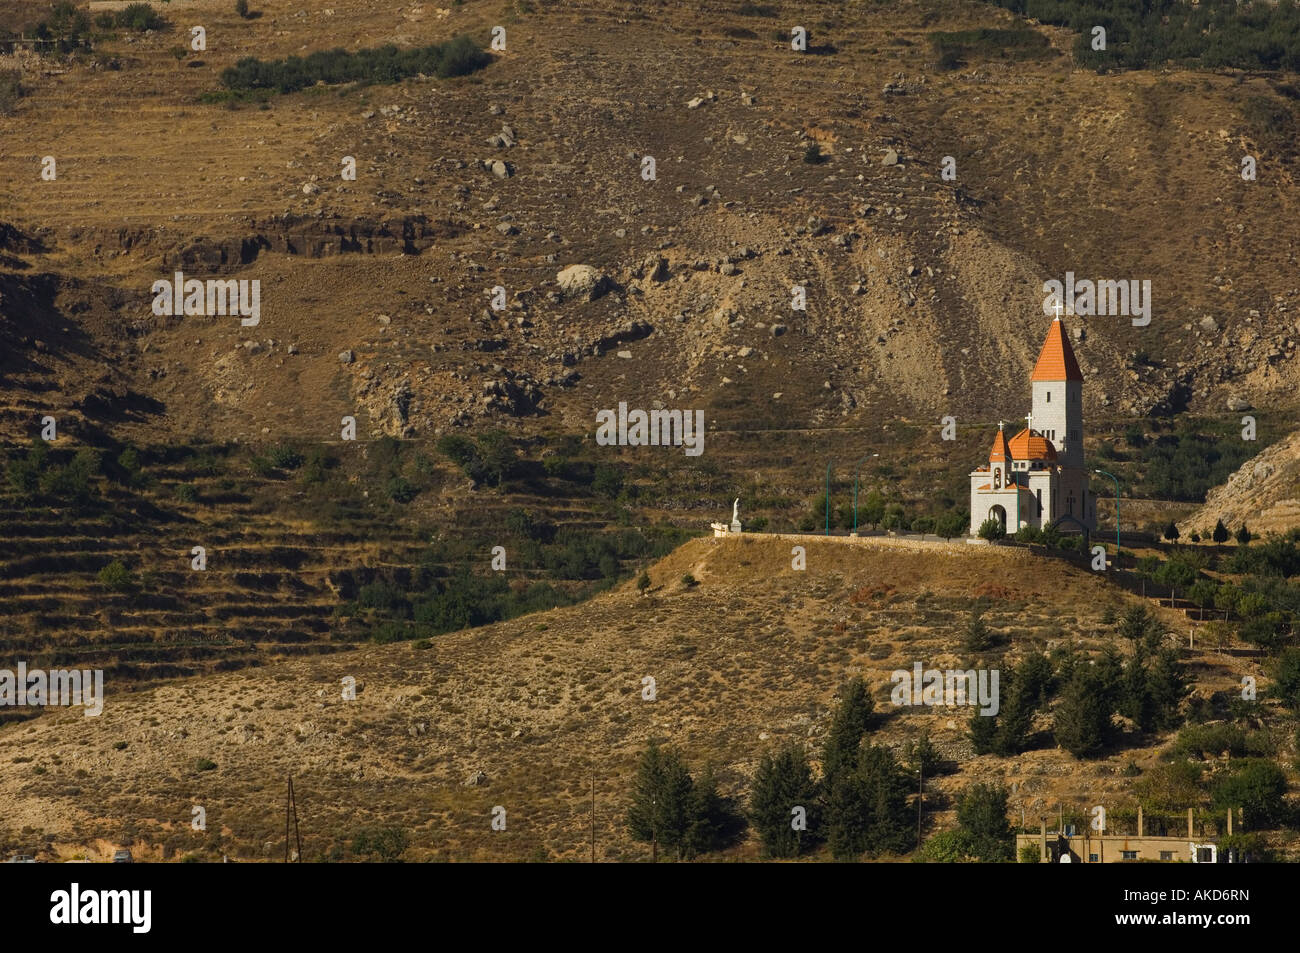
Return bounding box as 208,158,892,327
968,316,1095,537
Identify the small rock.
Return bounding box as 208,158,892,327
882,148,900,166
339,350,355,364
1226,396,1252,412
770,324,788,337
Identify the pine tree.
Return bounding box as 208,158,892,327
1054,668,1115,758
857,745,914,857
1236,523,1252,545
956,782,1013,862
750,744,819,858
1119,650,1155,732
969,707,998,754
683,764,745,858
1145,648,1186,730
821,677,873,792
963,609,993,652
1212,519,1230,544
1163,520,1180,542
626,741,695,859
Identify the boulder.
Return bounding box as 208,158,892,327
556,264,610,301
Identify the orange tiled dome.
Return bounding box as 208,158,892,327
1007,428,1057,461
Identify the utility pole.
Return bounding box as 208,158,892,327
284,774,302,863
825,460,835,536
1095,469,1121,566
590,770,596,864
916,760,924,848
651,794,657,864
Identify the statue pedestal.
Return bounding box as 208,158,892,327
730,520,742,534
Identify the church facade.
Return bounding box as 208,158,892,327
969,317,1095,536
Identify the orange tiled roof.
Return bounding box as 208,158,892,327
989,427,1012,463
1031,318,1083,382
1008,428,1057,461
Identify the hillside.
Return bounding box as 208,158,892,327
0,534,1276,862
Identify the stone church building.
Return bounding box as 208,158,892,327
969,317,1095,536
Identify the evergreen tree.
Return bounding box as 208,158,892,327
820,677,873,792
626,741,695,859
683,764,746,858
1054,668,1115,758
963,609,993,652
1119,650,1155,731
955,782,1013,862
1163,520,1180,542
749,745,819,858
968,707,998,754
827,745,912,860
1236,523,1252,545
1212,519,1230,544
1145,648,1187,730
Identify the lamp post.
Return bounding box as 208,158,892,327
1094,469,1120,565
853,453,879,536
825,460,834,536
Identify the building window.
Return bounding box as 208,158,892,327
1036,488,1042,516
993,467,1001,489
1046,391,1051,403
1160,851,1174,861
1089,854,1098,862
1122,851,1138,860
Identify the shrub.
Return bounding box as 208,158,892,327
0,70,22,116
1018,842,1041,863
385,475,417,503
681,573,698,588
351,825,409,862
1210,759,1288,829
98,560,134,592
118,3,164,32
235,0,250,18
268,444,303,470
915,828,979,862
194,758,217,771
977,517,1004,541
175,483,198,503
220,35,490,95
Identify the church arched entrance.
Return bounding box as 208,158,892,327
988,505,1006,533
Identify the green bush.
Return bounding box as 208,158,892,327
0,70,22,116
98,560,134,592
175,483,198,503
269,444,303,470
351,825,409,862
195,758,217,772
118,3,164,32
220,35,490,95
977,517,1004,541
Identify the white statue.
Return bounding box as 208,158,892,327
730,498,742,534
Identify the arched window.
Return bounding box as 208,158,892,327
993,467,1001,489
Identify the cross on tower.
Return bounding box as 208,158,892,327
1025,412,1033,433
1052,298,1064,320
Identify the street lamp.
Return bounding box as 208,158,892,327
1094,469,1120,565
853,453,879,536
825,460,834,536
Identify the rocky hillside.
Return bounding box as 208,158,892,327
0,534,1272,862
